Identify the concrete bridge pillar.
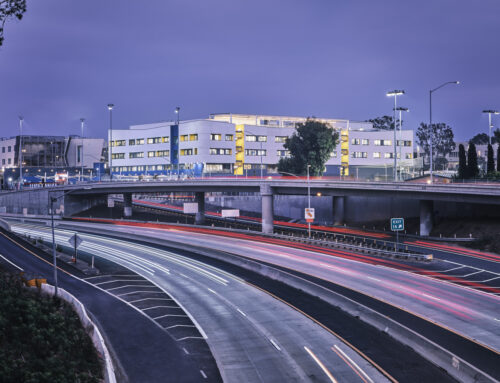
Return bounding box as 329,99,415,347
123,193,133,218
260,184,274,234
195,192,205,225
333,196,345,226
420,200,434,236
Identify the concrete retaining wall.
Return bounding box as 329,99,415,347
41,284,116,383
67,224,496,383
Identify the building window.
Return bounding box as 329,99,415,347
136,138,145,145
351,138,360,145
1,159,4,165
330,151,337,158
209,148,232,155
406,153,413,159
162,136,169,143
148,151,155,157
351,152,367,158
111,153,125,159
8,146,11,152
275,136,287,143
384,152,393,159
114,140,126,146
373,152,381,158
257,136,267,142
374,139,392,146
180,148,196,156
362,139,369,145
180,135,188,142
8,158,11,164
129,152,144,159
277,150,290,157
225,134,233,141
1,147,4,153
397,140,412,147
129,139,136,146
156,150,169,157
147,137,162,144
190,134,198,141
210,134,222,141
245,135,256,142
245,149,267,156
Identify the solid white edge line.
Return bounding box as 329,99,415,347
269,338,281,351
333,344,374,383
0,253,24,271
304,346,337,383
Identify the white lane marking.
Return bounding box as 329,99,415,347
95,279,146,285
237,308,247,317
207,288,217,295
128,297,173,303
440,265,466,273
422,293,441,301
166,324,196,329
153,314,187,320
183,347,190,355
269,338,281,351
0,253,24,271
142,305,180,311
107,284,158,291
179,273,189,278
200,370,207,379
176,336,205,341
478,276,500,283
116,290,165,297
456,270,484,278
493,318,500,323
304,346,338,383
367,276,380,282
333,344,373,383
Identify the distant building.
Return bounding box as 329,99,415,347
109,113,415,180
447,142,499,172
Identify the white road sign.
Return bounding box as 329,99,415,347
305,208,315,221
221,209,240,218
183,203,199,214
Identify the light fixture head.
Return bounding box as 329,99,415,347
175,107,180,113
387,90,405,97
395,107,409,112
483,109,499,114
107,104,114,111
454,81,460,84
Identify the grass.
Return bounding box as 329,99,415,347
0,270,103,383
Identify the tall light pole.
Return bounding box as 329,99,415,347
482,110,499,145
107,104,114,180
307,164,311,238
18,116,23,189
429,81,459,182
174,107,180,175
386,90,405,181
175,106,180,125
395,107,409,180
80,118,85,182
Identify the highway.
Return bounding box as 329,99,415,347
39,219,500,355
7,220,391,383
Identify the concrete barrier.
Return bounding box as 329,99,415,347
41,284,116,383
0,218,11,231
60,224,497,383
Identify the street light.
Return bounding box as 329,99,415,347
80,118,85,182
18,116,24,189
429,81,459,182
482,110,499,145
307,164,311,238
386,90,405,181
395,107,409,180
107,104,114,180
175,107,180,125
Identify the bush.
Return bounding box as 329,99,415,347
0,273,102,382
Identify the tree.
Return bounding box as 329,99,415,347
467,142,479,179
416,123,455,168
0,0,27,46
367,116,398,130
493,129,500,145
278,119,338,176
469,133,489,145
487,144,495,174
497,144,500,173
457,144,467,179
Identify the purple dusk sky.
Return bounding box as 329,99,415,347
0,0,499,142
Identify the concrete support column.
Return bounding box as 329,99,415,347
195,192,205,225
333,196,345,226
419,200,434,236
260,184,274,234
123,193,133,218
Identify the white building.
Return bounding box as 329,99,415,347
109,113,415,179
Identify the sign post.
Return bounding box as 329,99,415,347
68,233,83,263
390,218,404,252
305,208,315,238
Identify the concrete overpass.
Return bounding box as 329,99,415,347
2,179,500,235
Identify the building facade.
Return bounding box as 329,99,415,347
109,113,415,179
447,142,499,172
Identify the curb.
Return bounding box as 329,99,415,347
40,284,117,383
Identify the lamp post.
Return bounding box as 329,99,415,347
107,104,114,180
18,116,23,189
386,90,405,181
175,107,180,175
429,81,459,182
482,110,499,145
395,107,409,180
307,164,311,238
80,118,85,182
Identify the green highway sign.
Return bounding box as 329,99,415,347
391,218,404,231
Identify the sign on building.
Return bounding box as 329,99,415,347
221,209,240,218
107,197,115,208
183,203,199,214
390,218,404,231
305,208,315,223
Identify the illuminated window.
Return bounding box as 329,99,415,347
351,152,367,158
162,136,169,143
406,153,413,159
210,134,222,141
384,152,393,159
351,138,360,145
225,134,233,141
277,150,290,157
245,149,267,156
330,151,337,158
210,148,232,155
148,151,155,157
180,135,188,142
147,137,162,144
129,152,144,158
111,153,125,159
275,136,287,143
136,138,145,145
156,150,169,157
114,140,126,146
373,152,381,158
245,135,256,142
362,139,369,145
257,136,267,142
190,134,198,141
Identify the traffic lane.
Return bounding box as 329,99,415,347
0,231,210,383
11,223,391,383
71,223,500,353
